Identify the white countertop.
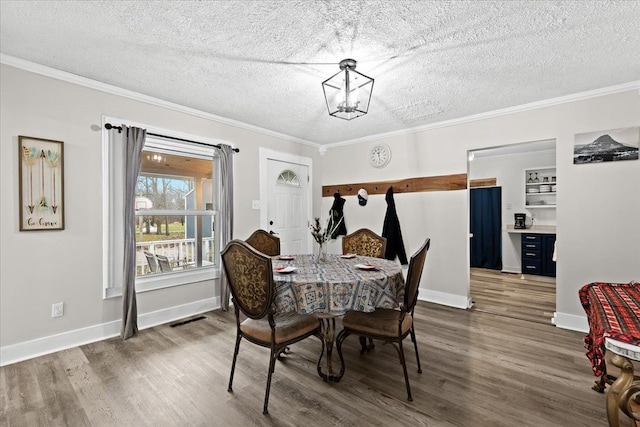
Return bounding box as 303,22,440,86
506,225,556,234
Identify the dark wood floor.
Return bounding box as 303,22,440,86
470,267,556,324
1,294,608,426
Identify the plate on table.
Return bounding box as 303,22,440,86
277,255,295,260
355,263,377,270
340,253,356,259
274,266,297,274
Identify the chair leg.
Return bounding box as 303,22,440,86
263,348,278,415
398,340,413,401
228,333,242,392
410,325,422,374
276,346,290,359
358,336,376,353
336,329,349,380
358,336,367,353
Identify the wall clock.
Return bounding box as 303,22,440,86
369,144,391,168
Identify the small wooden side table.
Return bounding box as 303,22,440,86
605,337,640,427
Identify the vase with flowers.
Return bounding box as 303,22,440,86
309,214,343,262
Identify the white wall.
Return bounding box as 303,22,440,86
0,64,322,364
322,89,640,330
322,131,474,309
468,149,556,273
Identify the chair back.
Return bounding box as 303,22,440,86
342,228,387,258
403,238,431,312
156,254,172,273
246,229,281,256
221,239,275,319
144,251,159,273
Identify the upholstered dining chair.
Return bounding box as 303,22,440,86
342,228,388,352
221,239,322,415
144,251,159,274
342,228,387,258
336,238,430,401
246,229,281,257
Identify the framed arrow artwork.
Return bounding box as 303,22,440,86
18,135,65,231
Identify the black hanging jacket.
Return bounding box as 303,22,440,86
329,192,347,238
382,186,408,265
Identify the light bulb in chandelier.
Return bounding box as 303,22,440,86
336,75,361,114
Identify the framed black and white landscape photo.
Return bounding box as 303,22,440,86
574,127,639,164
18,135,65,231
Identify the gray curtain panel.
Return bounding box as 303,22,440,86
219,144,234,310
120,125,146,339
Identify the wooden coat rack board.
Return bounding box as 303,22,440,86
322,173,468,197
469,177,497,188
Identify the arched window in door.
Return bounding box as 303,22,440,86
276,170,300,186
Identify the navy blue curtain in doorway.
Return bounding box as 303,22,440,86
470,187,502,270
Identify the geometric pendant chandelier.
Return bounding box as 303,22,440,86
322,58,374,120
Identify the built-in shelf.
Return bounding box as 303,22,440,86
525,166,556,208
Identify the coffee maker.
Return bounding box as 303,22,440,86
514,213,527,229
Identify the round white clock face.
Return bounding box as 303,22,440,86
369,144,391,168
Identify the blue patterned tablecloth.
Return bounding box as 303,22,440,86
273,254,405,316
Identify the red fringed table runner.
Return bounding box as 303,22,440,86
579,281,640,377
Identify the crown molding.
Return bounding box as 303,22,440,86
326,80,640,149
0,53,320,149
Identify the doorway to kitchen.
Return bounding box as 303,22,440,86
467,140,557,324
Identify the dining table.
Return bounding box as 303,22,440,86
272,253,405,382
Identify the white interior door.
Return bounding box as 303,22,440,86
266,159,310,255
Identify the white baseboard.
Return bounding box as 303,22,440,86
552,311,589,333
501,266,521,274
419,288,473,309
138,297,220,331
0,297,220,367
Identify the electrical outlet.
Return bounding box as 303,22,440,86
251,200,260,210
52,302,64,318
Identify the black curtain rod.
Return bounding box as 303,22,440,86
104,123,240,153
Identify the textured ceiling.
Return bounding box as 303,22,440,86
1,1,639,145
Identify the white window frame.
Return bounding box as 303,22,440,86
102,116,229,299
